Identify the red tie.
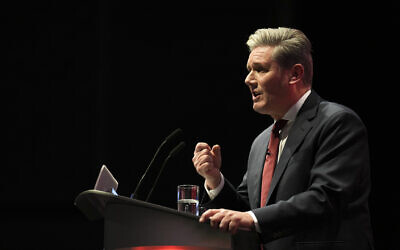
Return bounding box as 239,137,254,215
260,119,288,207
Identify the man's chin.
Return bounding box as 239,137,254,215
252,104,269,115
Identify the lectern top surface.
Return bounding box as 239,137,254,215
74,189,199,221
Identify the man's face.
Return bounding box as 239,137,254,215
245,46,290,117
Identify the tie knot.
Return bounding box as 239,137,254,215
272,119,288,136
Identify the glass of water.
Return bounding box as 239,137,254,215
177,184,199,216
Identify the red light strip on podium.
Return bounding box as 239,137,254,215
116,246,227,250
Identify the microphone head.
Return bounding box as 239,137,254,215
169,141,186,158
131,128,185,201
164,128,184,142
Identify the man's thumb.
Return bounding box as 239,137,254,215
211,145,222,170
211,144,221,158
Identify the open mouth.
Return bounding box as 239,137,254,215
252,91,262,99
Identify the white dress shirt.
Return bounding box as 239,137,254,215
204,89,312,232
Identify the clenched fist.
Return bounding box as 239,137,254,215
192,142,222,189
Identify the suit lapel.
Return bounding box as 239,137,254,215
265,91,321,205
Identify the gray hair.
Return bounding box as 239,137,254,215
246,27,313,85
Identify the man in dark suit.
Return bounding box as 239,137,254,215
192,28,374,249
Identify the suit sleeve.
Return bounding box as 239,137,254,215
201,171,251,211
253,109,371,242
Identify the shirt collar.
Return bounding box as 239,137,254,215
281,89,312,122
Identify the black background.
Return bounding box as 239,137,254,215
3,1,398,249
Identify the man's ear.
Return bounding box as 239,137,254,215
289,64,304,85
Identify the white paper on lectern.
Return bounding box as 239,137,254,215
94,165,118,193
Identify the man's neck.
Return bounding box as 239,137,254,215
271,88,311,121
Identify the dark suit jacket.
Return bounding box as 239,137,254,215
204,91,374,250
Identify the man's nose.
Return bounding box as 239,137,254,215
244,71,256,87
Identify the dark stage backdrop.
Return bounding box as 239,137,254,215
3,1,397,249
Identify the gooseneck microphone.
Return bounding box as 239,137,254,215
130,128,184,200
145,141,186,202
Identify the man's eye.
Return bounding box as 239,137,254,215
255,68,268,73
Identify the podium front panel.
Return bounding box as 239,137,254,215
104,203,231,250
75,190,259,250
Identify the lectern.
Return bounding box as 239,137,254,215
74,190,260,250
